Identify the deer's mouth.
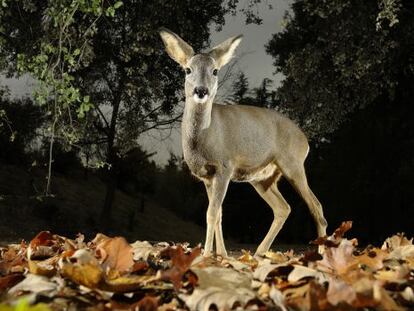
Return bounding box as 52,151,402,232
193,93,209,104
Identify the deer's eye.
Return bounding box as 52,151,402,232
185,68,192,75
213,69,218,76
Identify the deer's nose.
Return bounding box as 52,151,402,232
193,87,209,99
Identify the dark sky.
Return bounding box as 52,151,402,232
0,0,293,165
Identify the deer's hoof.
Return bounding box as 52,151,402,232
216,250,228,259
203,250,213,258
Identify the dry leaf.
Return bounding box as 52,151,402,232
180,266,255,311
161,245,201,290
131,241,160,261
182,286,254,311
96,236,134,273
8,274,60,297
356,248,387,271
382,233,413,251
263,250,292,264
317,239,358,275
102,274,160,292
0,244,27,275
28,231,61,260
28,256,58,277
287,264,327,283
0,274,24,293
59,250,103,288
326,277,357,306
135,296,159,311
269,285,288,311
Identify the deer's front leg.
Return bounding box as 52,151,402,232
204,175,230,257
204,182,227,257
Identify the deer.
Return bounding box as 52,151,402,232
159,28,328,257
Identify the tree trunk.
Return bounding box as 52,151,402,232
99,75,124,228
100,156,118,228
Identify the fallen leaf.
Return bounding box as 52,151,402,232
401,286,414,302
263,250,293,264
0,274,24,293
131,241,159,261
326,277,357,306
287,264,327,283
333,221,353,240
182,286,255,311
222,257,252,271
253,259,293,282
373,282,405,311
136,296,159,311
158,298,179,311
28,231,61,260
284,281,329,311
382,233,413,251
161,245,201,290
317,239,358,275
28,256,58,277
311,221,353,248
59,250,103,289
102,274,160,292
269,285,288,311
180,266,255,311
96,236,134,273
8,274,60,297
355,248,387,271
0,244,27,275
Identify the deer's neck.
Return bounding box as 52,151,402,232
182,98,213,145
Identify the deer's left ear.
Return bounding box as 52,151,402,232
208,35,243,69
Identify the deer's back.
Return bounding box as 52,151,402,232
210,103,309,162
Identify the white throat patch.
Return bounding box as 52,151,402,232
193,94,209,104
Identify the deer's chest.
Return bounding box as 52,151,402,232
182,137,218,180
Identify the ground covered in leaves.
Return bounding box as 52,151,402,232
0,222,413,310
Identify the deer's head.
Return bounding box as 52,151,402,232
159,28,242,104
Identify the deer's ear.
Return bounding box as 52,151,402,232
159,27,194,67
209,35,243,69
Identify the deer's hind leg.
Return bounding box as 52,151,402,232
251,170,291,256
278,158,327,239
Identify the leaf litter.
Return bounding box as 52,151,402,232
0,221,413,310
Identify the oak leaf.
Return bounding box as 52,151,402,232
160,245,201,290
95,236,134,273
180,266,255,311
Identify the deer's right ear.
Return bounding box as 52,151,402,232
159,28,194,67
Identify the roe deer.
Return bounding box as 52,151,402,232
159,28,327,257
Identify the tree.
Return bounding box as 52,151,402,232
252,77,274,108
266,0,414,139
0,92,43,165
231,72,249,102
0,0,266,225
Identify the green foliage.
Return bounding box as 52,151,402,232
0,0,123,193
376,0,401,29
0,95,44,164
13,0,122,128
0,299,51,311
266,0,413,139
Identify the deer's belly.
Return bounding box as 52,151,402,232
185,154,279,184
231,163,279,183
